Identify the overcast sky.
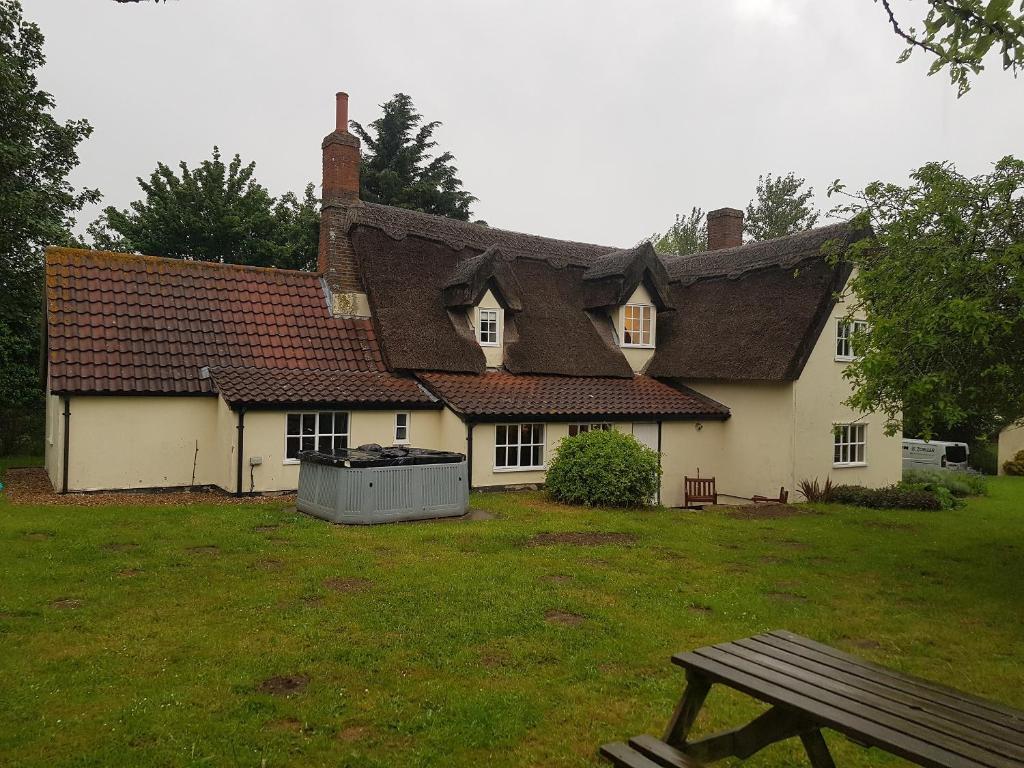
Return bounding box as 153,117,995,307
28,0,1024,247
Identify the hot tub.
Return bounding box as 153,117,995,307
296,446,469,524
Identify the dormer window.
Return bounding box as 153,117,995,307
621,303,655,348
477,307,501,346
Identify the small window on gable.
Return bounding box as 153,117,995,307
394,412,410,444
477,307,501,346
836,319,868,361
621,303,654,348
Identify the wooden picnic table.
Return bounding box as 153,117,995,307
601,630,1024,768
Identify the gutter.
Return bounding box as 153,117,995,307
61,396,71,494
235,407,246,497
656,420,663,505
465,420,475,493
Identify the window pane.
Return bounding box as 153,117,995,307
318,436,332,452
336,412,349,434
496,425,507,445
301,435,315,451
302,414,316,435
334,436,347,451
532,445,542,466
520,424,531,444
569,425,580,437
495,446,506,467
286,436,300,459
520,445,532,466
287,414,300,435
319,412,333,434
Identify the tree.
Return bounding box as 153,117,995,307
90,148,319,270
651,207,708,256
879,0,1024,96
350,93,477,221
0,0,98,453
829,156,1024,441
744,172,820,242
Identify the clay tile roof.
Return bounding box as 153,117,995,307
46,247,386,395
662,222,859,285
417,371,729,421
209,366,437,408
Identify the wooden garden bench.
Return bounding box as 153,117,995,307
601,630,1024,767
683,476,717,509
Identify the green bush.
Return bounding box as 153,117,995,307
546,429,661,507
1003,450,1024,476
969,440,998,475
902,468,987,497
831,484,944,510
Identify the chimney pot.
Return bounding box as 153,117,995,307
336,91,349,133
707,208,744,250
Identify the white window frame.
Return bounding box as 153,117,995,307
835,319,868,361
620,303,655,348
283,411,350,464
394,412,410,444
833,423,867,467
568,423,612,437
476,307,501,347
494,423,545,471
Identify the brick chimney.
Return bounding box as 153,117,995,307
707,208,744,251
318,91,369,317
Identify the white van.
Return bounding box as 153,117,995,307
902,439,970,471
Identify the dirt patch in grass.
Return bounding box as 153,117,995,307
337,724,371,742
722,503,811,520
117,568,142,578
186,545,220,556
324,577,372,593
849,638,883,650
51,598,82,609
3,467,295,507
254,524,280,533
258,674,309,696
103,542,139,552
267,717,306,733
759,555,787,564
23,531,54,541
527,532,637,547
688,602,714,613
545,609,585,626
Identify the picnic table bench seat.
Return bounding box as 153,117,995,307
601,736,705,767
601,630,1024,768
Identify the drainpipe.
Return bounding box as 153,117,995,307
235,408,246,497
465,420,474,492
656,420,663,505
61,396,71,494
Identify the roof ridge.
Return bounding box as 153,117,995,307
45,246,323,279
662,220,852,262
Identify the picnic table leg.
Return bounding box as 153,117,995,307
663,670,711,747
800,730,837,768
684,705,817,763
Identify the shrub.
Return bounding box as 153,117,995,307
902,468,987,497
1003,450,1024,476
969,440,998,475
545,429,661,507
797,477,834,503
831,484,943,510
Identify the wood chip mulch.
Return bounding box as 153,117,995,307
2,468,295,507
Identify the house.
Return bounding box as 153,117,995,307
998,425,1024,473
42,91,902,505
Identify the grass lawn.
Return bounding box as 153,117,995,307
2,461,1023,767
